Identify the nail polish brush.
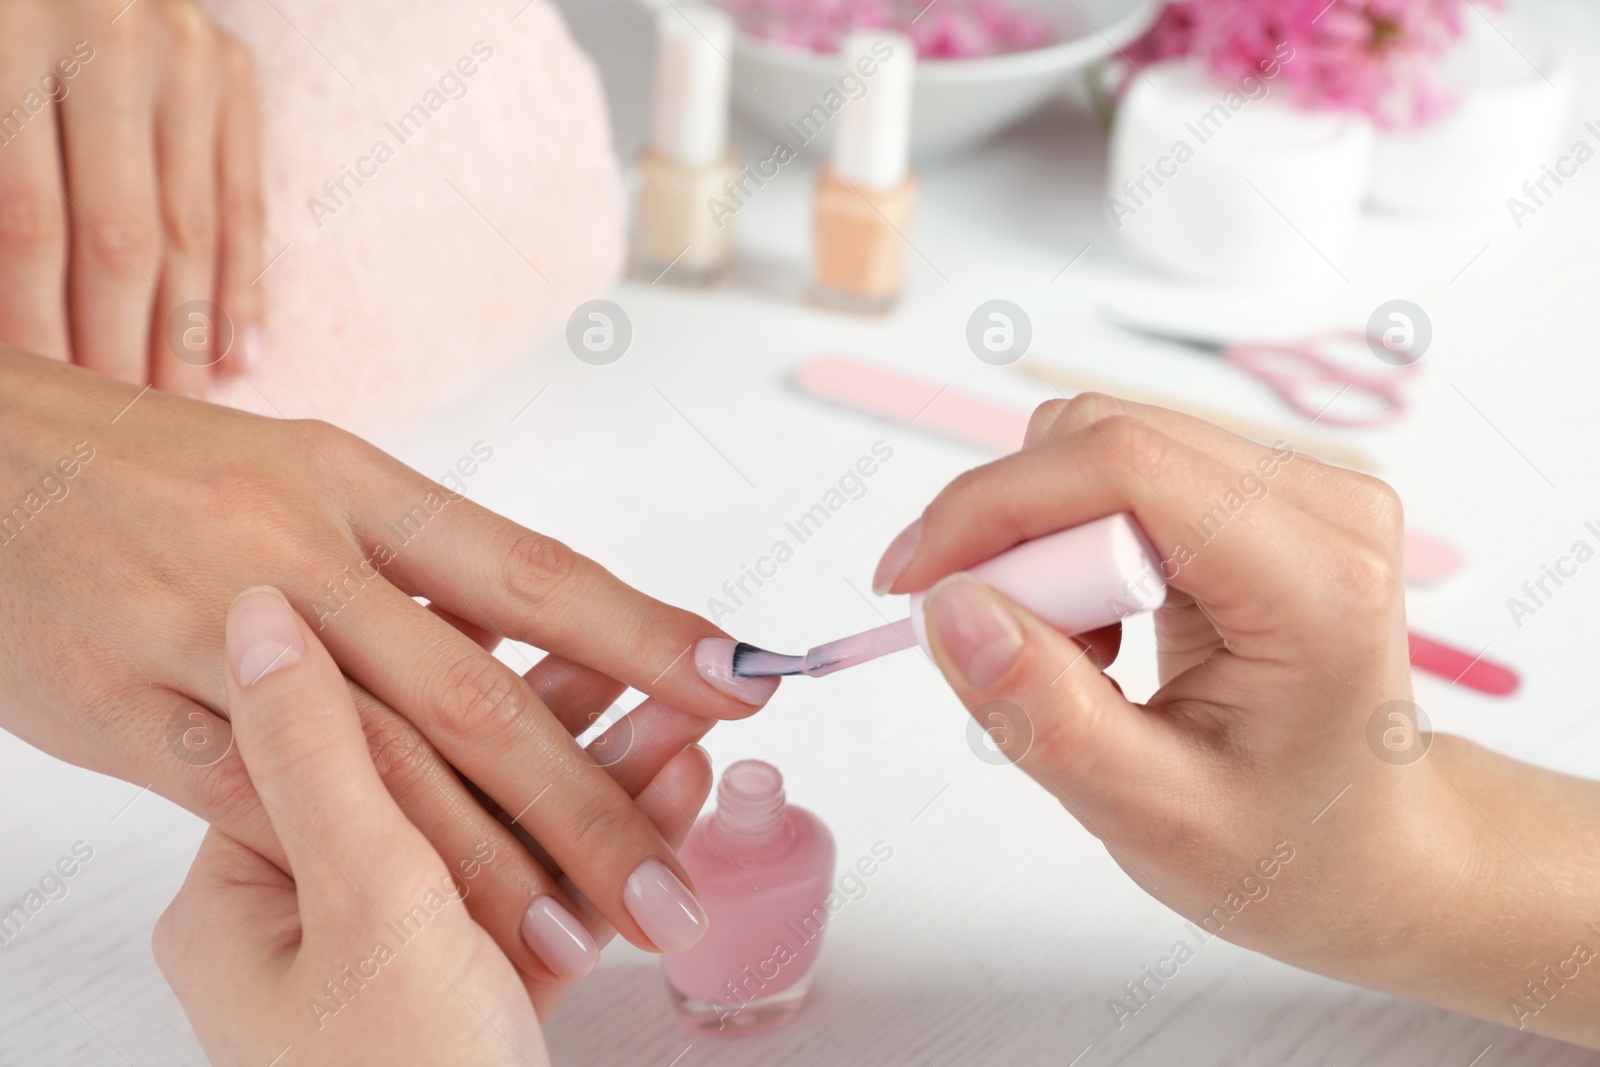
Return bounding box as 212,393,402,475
718,514,1169,679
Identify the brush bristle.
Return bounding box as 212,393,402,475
730,643,806,678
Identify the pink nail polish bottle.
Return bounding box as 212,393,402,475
662,760,836,1036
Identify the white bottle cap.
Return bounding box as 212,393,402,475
832,31,915,189
649,6,733,167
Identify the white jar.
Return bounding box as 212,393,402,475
1107,58,1373,284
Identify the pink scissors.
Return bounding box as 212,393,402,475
1107,316,1417,429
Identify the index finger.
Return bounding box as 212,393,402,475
881,417,1376,667
347,473,778,718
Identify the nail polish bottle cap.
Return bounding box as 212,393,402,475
832,31,916,190
907,513,1169,655
650,6,733,166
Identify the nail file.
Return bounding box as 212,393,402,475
792,355,1465,585
1409,632,1520,697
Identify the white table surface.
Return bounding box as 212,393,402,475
6,1,1600,1064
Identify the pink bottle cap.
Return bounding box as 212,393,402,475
908,513,1167,655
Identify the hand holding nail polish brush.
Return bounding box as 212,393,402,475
697,514,1167,683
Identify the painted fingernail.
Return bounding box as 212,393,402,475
872,517,922,594
235,324,261,374
623,858,708,953
520,896,599,980
226,587,305,686
925,575,1024,688
694,638,780,705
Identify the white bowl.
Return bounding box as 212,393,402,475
724,0,1159,159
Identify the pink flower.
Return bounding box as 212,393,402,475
717,0,1058,58
1122,0,1482,124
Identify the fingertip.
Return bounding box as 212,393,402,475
693,638,780,710
1023,398,1070,448
873,517,923,596
225,587,305,687
924,574,1026,691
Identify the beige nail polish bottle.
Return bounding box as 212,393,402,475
812,31,918,314
634,5,739,286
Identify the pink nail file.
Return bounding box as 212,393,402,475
793,355,1030,453
792,355,1466,586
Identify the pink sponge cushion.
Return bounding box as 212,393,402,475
203,0,625,439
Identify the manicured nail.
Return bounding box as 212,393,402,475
235,324,261,374
1026,399,1068,444
520,896,599,980
226,587,305,686
623,858,707,953
924,575,1024,688
872,518,922,594
694,638,780,705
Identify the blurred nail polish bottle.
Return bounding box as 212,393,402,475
812,31,918,313
663,760,836,1036
634,5,739,286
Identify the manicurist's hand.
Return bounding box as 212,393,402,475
875,394,1600,1048
0,349,762,997
0,0,261,393
158,589,712,1064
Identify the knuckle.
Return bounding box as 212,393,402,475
1334,539,1401,612
561,795,641,858
161,197,217,258
0,184,66,255
1094,415,1170,473
432,654,530,745
150,902,183,972
190,746,264,828
1066,392,1126,426
504,530,577,611
288,418,360,465
1023,694,1106,784
221,177,264,239
79,207,160,274
219,33,257,83
362,711,438,796
159,0,214,49
1351,473,1405,540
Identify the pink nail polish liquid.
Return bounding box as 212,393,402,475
662,760,836,1036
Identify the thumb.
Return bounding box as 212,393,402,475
922,575,1177,807
224,587,442,915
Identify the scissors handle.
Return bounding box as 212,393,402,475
1225,331,1409,428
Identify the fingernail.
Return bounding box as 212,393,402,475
235,324,261,374
623,858,708,953
694,638,780,706
520,896,599,980
872,518,922,595
226,587,305,686
924,575,1024,688
1026,399,1067,445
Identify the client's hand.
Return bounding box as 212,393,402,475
159,589,712,1064
1,350,762,992
875,394,1600,1047
0,0,262,393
